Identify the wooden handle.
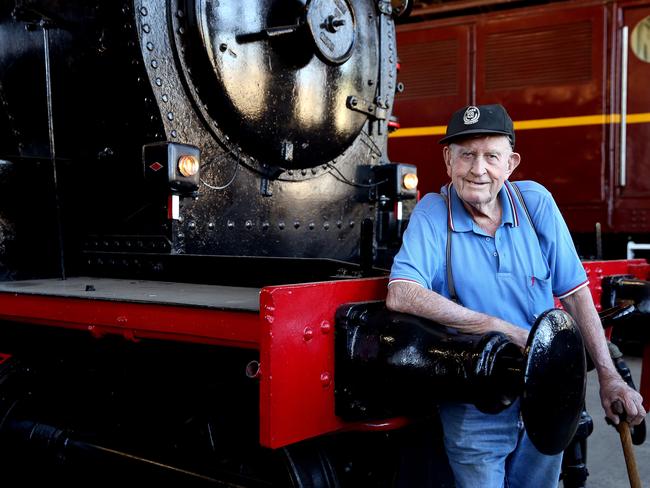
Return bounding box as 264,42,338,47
617,421,642,488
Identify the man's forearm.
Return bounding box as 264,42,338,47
386,281,528,347
560,286,618,378
561,284,646,424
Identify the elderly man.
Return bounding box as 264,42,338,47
386,104,645,487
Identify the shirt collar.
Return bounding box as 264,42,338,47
445,180,519,232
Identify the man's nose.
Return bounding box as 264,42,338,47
470,157,487,175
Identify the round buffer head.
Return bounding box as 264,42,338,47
521,309,587,455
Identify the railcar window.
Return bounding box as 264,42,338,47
631,16,650,63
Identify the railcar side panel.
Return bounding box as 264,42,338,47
390,0,650,255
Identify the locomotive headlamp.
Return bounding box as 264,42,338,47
143,142,200,196
178,155,199,177
371,163,418,201
402,172,418,191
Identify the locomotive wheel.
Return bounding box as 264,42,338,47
280,440,340,488
521,309,587,455
0,355,25,444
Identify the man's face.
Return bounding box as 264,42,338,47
444,136,520,209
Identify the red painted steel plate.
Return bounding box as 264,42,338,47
258,277,388,448
583,259,650,310
0,281,260,348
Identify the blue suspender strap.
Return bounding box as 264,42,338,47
441,193,460,304
511,182,539,242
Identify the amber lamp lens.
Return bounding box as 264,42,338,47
178,155,199,177
402,173,418,190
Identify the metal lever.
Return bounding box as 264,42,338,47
262,24,301,37
236,23,302,43
599,304,636,329
322,16,345,32
620,25,629,187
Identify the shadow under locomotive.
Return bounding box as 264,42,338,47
0,296,593,486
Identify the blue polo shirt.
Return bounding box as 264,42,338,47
389,180,588,330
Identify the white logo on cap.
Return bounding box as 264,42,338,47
463,106,480,125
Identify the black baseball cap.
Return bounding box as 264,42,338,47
439,104,515,147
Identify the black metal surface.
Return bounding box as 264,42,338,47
335,301,524,420
183,0,375,168
3,419,238,486
0,277,261,311
390,0,413,18
0,2,160,161
306,0,356,64
601,275,650,363
0,0,406,280
599,303,637,330
0,331,277,486
41,23,66,280
522,309,587,455
336,304,588,456
0,1,162,279
0,325,408,487
601,275,650,313
77,254,384,288
561,410,594,488
281,439,340,487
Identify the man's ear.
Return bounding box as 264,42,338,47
444,146,452,178
507,152,521,176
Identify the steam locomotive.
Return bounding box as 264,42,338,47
0,0,647,486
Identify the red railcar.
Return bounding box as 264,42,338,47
0,1,647,485
390,0,650,257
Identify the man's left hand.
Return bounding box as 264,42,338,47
599,372,646,426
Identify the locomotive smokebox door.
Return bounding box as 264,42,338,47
185,0,379,168
143,142,200,196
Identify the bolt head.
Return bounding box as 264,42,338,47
303,327,314,341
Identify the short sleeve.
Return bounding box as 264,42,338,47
525,185,588,298
389,195,444,289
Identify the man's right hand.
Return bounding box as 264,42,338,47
504,324,529,350
387,281,529,348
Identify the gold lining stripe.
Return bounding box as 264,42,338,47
389,112,650,138
390,126,447,137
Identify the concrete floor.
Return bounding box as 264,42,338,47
574,355,649,487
